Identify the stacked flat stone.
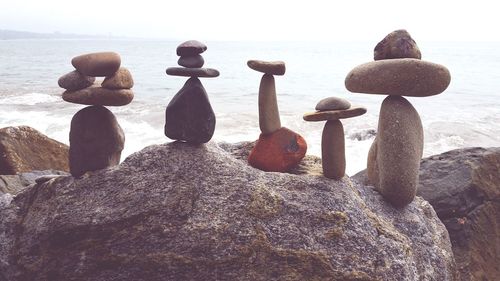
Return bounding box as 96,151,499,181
303,97,366,180
58,52,134,177
247,60,307,172
165,40,219,144
345,29,451,207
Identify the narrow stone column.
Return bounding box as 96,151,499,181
322,120,345,180
258,74,281,134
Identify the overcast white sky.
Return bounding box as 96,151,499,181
1,0,499,41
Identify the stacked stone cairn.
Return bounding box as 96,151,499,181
165,40,219,143
303,97,366,180
345,30,451,207
58,52,133,177
247,60,307,172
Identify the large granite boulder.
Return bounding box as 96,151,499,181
417,147,500,281
0,142,455,280
0,126,69,174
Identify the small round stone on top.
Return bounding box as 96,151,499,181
315,97,351,111
176,40,207,56
247,60,286,76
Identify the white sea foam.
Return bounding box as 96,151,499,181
0,93,60,105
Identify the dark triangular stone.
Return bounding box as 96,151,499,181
165,77,216,143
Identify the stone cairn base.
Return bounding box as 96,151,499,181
58,52,134,177
345,30,451,207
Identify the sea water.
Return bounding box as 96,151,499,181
1,39,499,175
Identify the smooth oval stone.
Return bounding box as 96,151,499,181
374,29,421,60
102,67,134,89
58,70,95,91
165,77,215,143
322,120,345,180
303,106,367,122
315,97,351,111
176,40,207,56
62,85,134,106
247,60,286,75
166,67,219,78
259,74,281,134
248,127,307,172
71,52,121,77
376,96,423,207
345,59,450,97
178,55,204,68
69,105,124,177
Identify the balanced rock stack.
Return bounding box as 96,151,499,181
247,60,307,172
345,29,451,207
303,97,366,180
58,52,134,177
165,40,219,144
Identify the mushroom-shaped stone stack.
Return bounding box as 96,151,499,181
247,60,307,172
345,29,451,207
58,52,134,177
303,97,366,180
165,40,219,144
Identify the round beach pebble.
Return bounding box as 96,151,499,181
248,127,307,172
62,85,134,106
374,29,421,60
102,67,134,89
375,95,423,207
315,97,351,111
178,55,204,68
303,106,367,122
345,58,450,97
176,40,207,56
69,105,124,177
247,60,286,76
71,52,121,77
166,67,219,78
58,70,95,91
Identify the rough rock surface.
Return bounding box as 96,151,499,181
0,126,69,174
0,170,68,195
418,147,500,281
0,141,456,280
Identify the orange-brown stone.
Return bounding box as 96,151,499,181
248,127,307,172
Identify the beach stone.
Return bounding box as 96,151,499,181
366,138,379,187
58,70,95,91
0,126,69,174
178,55,204,68
71,52,121,77
315,97,351,111
62,85,134,106
303,106,367,121
176,40,207,56
164,77,215,143
248,127,307,172
375,96,423,207
166,67,219,78
102,67,134,89
345,58,451,97
321,120,345,180
69,105,124,177
258,74,281,134
247,60,286,75
374,29,421,60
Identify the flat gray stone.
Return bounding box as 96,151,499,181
71,52,121,77
62,85,134,106
247,60,286,75
166,67,219,78
303,106,367,121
